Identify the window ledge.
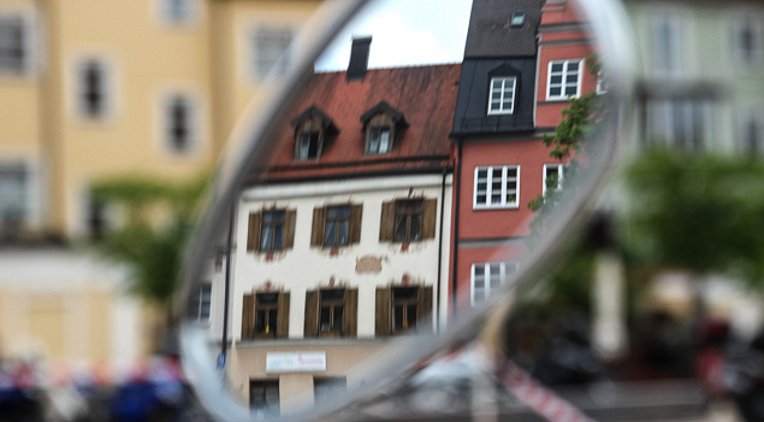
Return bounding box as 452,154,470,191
473,205,520,211
235,337,390,348
540,98,575,104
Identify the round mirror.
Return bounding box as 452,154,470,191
176,0,636,420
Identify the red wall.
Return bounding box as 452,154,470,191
454,244,528,309
458,138,557,240
536,43,597,128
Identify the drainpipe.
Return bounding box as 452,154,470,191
220,204,235,366
435,169,447,333
450,140,463,315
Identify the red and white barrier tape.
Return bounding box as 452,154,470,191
498,359,594,422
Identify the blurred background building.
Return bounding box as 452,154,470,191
0,0,321,371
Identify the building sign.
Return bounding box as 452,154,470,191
266,352,326,373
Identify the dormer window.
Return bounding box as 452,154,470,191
488,76,516,115
510,11,525,27
291,106,336,161
360,101,407,155
365,114,394,155
296,118,322,160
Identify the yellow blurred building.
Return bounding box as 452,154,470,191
0,0,321,367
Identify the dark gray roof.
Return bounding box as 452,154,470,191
464,0,544,58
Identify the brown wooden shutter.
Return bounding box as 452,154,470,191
375,287,391,336
344,288,358,337
349,204,363,244
247,212,262,252
241,293,255,339
304,290,319,337
276,292,290,338
417,286,434,333
311,207,325,247
422,199,437,240
284,209,296,249
379,201,396,242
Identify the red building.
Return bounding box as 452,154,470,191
449,0,597,310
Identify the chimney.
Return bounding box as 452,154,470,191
347,36,371,81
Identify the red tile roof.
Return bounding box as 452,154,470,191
255,63,461,182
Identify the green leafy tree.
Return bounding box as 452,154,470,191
622,150,764,288
528,55,605,225
90,174,207,350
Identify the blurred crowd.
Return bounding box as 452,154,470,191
0,355,209,421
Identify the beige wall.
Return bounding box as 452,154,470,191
208,0,320,155
0,250,143,366
230,340,389,412
0,0,322,238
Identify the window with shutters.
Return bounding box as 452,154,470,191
311,204,362,248
250,379,279,416
379,198,437,243
375,285,433,336
304,288,358,338
394,200,422,243
241,291,290,339
319,289,344,335
246,208,296,253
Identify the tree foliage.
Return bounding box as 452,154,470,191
90,174,208,309
528,54,605,236
622,150,764,288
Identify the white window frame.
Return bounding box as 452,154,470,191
487,76,517,115
156,0,199,26
74,56,116,122
194,283,212,322
596,70,607,95
738,108,764,155
473,165,520,209
645,99,714,151
542,164,564,195
251,26,293,81
546,59,583,101
0,10,37,77
470,262,518,306
731,12,764,67
161,92,199,155
650,14,683,76
0,162,29,230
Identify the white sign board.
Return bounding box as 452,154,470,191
266,352,326,373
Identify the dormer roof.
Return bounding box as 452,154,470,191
360,101,408,130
